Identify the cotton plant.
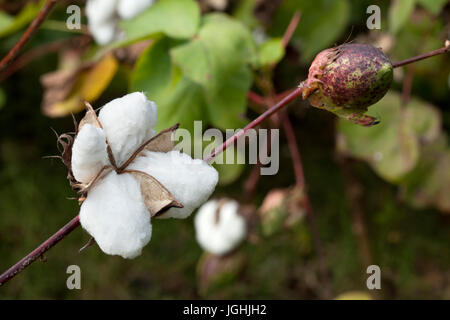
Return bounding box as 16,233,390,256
69,92,218,259
86,0,155,45
194,199,247,256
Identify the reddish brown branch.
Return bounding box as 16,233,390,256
0,0,58,74
247,91,266,106
280,111,331,298
204,87,303,162
281,11,301,49
392,42,450,68
0,216,80,286
0,86,303,287
280,111,305,188
340,159,373,268
0,35,90,82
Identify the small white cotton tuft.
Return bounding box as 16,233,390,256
71,124,108,184
86,0,118,26
128,150,219,219
117,0,154,19
194,199,247,256
88,21,118,46
79,171,152,259
98,92,157,167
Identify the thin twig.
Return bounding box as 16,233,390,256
280,112,305,187
392,42,450,68
0,0,58,74
281,11,301,49
204,87,303,162
0,86,303,287
0,36,90,82
339,159,373,268
401,65,415,107
0,216,80,286
280,110,332,298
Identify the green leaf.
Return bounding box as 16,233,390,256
232,0,260,29
121,0,200,43
401,139,450,213
0,12,14,32
416,0,447,15
337,92,441,183
389,0,416,34
171,13,257,93
132,15,255,132
170,13,256,129
131,38,207,132
258,38,285,67
205,65,251,130
271,0,350,62
0,1,45,38
0,87,5,110
130,38,176,102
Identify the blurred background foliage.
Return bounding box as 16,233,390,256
0,0,449,299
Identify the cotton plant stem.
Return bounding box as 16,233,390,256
392,42,449,68
0,216,80,286
204,87,303,162
281,11,301,49
0,36,90,82
280,110,332,298
280,112,305,187
0,86,303,287
249,88,332,297
339,159,373,268
0,0,58,74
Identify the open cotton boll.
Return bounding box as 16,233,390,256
71,124,108,184
86,0,118,26
117,0,154,19
194,199,247,256
88,20,118,46
129,150,219,219
98,92,157,167
79,171,152,259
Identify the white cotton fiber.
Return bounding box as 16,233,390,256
71,124,108,184
79,171,152,259
86,0,155,45
89,21,117,46
194,199,247,256
117,0,154,19
86,0,118,26
128,150,219,219
98,92,157,167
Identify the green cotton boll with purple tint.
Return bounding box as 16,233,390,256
299,43,393,126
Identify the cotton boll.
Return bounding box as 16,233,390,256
194,199,247,256
128,150,219,219
71,124,108,184
117,0,154,19
88,21,118,45
86,0,118,26
79,171,152,259
98,92,157,167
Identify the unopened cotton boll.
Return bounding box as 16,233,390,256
98,92,157,167
128,150,219,219
194,199,247,256
71,124,108,184
117,0,154,19
79,171,152,259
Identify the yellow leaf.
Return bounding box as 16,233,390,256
43,54,118,117
335,291,373,300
